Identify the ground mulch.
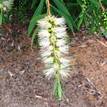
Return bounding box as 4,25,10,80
0,27,107,107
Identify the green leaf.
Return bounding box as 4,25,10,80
28,15,45,36
52,5,74,32
52,0,75,31
32,27,39,41
31,0,38,9
0,0,3,3
77,11,85,30
103,0,107,4
54,78,63,101
52,0,71,17
28,0,45,35
31,27,39,46
0,10,3,25
57,80,63,100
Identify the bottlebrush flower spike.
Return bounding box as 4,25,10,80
38,15,71,80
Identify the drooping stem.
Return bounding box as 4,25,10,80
47,0,51,16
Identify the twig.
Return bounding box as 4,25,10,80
35,95,47,101
47,0,51,16
97,39,107,48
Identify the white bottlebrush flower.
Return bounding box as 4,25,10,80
56,32,67,39
39,38,50,47
60,69,70,79
60,63,71,79
43,68,55,79
38,30,50,38
43,56,54,64
39,40,50,47
59,45,69,53
40,48,52,58
40,47,51,54
60,58,70,65
61,64,71,70
55,17,65,26
38,30,50,47
40,51,50,58
56,39,66,47
38,15,71,79
55,27,66,34
54,27,67,39
38,19,51,29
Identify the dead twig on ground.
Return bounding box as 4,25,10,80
97,39,107,47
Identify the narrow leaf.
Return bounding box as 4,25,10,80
52,6,74,31
0,10,3,25
77,12,84,30
28,0,45,35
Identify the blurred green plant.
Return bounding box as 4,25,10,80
27,0,107,44
0,0,107,36
0,0,13,25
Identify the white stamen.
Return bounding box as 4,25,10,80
43,68,55,79
55,27,66,34
38,30,50,37
38,19,51,29
55,18,65,25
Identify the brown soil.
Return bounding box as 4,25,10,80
0,27,107,107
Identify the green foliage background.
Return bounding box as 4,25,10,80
0,0,107,39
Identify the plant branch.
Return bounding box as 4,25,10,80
47,0,51,16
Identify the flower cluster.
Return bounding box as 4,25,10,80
38,16,71,79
